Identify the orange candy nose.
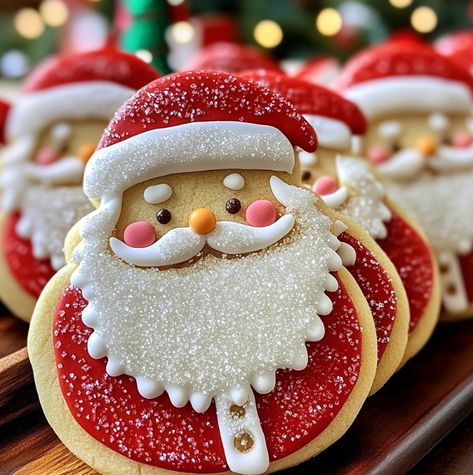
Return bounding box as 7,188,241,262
415,136,438,157
189,208,217,234
78,143,97,163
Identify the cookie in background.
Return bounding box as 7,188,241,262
338,42,473,321
242,70,430,379
29,70,377,475
0,49,159,322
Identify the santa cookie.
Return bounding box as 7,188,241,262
0,49,159,321
241,70,412,385
29,71,377,475
185,42,284,74
338,43,473,321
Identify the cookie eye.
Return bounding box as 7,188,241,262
301,170,312,181
226,198,241,214
156,209,172,224
391,141,401,153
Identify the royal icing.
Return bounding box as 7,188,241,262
223,173,245,191
303,114,352,149
6,82,134,140
335,156,392,240
345,76,472,119
16,185,93,270
143,183,173,204
84,122,295,200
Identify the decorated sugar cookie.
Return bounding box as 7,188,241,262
241,70,414,383
29,71,377,475
185,42,284,73
338,43,473,321
0,49,159,321
435,31,473,77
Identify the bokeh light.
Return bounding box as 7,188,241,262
135,49,153,64
40,0,69,28
316,8,342,37
411,6,438,33
170,21,196,44
14,8,45,39
389,0,413,8
253,20,284,48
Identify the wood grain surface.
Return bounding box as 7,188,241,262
0,317,472,474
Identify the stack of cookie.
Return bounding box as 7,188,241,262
0,38,471,475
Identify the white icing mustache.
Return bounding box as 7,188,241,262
110,176,296,267
0,156,85,212
110,215,295,267
378,144,473,180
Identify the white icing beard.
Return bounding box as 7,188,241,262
385,169,473,254
70,178,343,412
17,185,93,270
0,143,92,269
374,141,473,254
322,156,392,240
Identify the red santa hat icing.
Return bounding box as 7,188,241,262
184,42,284,74
336,43,473,119
240,69,366,150
85,70,317,200
6,49,160,141
435,31,473,77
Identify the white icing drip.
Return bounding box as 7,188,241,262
320,187,348,208
84,122,295,200
428,113,449,131
333,219,356,267
16,185,93,269
336,156,392,240
143,183,173,204
351,136,363,155
385,169,473,254
215,391,269,475
223,173,245,191
303,114,352,149
377,120,402,139
345,76,473,119
6,81,134,140
71,179,341,413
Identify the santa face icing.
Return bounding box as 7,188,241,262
364,113,473,253
0,119,105,269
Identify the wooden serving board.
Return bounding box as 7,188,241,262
1,318,473,474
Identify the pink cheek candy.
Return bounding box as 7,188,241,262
123,221,156,248
246,200,277,227
36,147,60,165
451,132,473,148
312,176,338,196
367,146,390,164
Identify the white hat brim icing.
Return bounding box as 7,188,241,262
84,121,295,200
7,81,134,140
344,76,473,119
303,114,352,150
